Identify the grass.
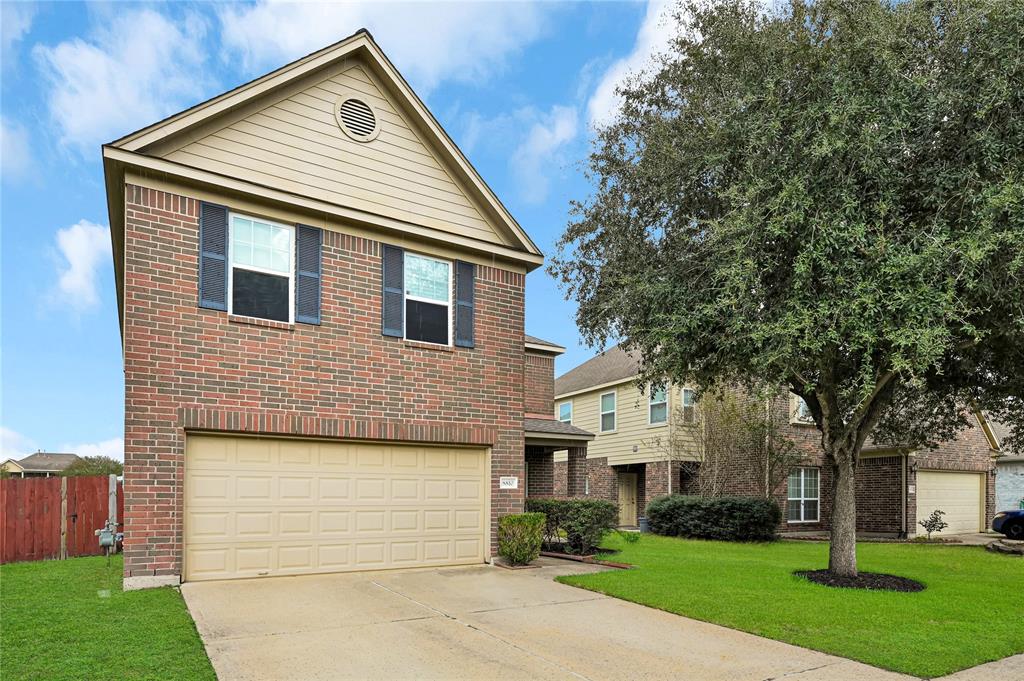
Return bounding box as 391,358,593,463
557,534,1024,678
1,555,215,681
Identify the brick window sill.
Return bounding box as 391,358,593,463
228,314,294,331
404,340,454,353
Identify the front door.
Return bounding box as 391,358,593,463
618,473,638,527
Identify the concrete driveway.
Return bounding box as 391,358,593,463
181,558,1018,681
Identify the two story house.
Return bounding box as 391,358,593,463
102,31,587,589
554,345,1000,537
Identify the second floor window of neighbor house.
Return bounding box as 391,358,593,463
404,253,451,345
558,402,572,424
600,391,616,432
681,388,696,423
230,215,294,323
649,387,668,424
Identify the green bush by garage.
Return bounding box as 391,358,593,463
646,495,781,541
497,512,545,565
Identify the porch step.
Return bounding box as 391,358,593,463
986,538,1024,556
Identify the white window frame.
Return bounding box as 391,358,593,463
680,388,696,424
648,387,668,425
227,212,295,324
599,390,617,433
558,401,573,424
787,467,820,523
403,252,453,347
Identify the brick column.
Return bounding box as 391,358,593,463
567,447,587,497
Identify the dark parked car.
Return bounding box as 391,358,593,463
992,509,1024,539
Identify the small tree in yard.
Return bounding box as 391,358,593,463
645,389,802,499
62,456,123,477
918,510,949,540
552,0,1024,577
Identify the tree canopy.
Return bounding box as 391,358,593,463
553,0,1023,447
62,455,123,477
552,0,1024,575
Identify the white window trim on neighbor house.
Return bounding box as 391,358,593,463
600,390,617,433
787,467,820,523
403,251,453,347
227,212,295,324
558,401,573,424
648,387,668,425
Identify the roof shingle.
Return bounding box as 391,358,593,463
554,345,640,397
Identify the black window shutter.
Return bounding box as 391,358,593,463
198,202,228,311
382,244,404,337
295,224,322,325
454,260,475,348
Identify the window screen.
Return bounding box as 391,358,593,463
405,299,448,345
232,269,290,322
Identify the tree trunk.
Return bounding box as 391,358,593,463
828,453,858,577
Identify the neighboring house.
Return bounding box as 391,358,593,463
0,452,81,478
991,420,1024,512
101,31,580,589
553,345,1000,536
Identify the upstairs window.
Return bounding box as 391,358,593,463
229,215,293,323
793,395,815,424
649,387,668,424
558,401,573,424
600,391,617,432
681,388,696,423
404,253,451,345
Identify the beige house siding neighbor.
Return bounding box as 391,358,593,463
555,381,698,466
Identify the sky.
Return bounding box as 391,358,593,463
0,0,678,461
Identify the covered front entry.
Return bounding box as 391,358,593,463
916,470,985,535
184,434,488,582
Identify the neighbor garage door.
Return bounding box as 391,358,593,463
184,435,488,582
916,470,984,536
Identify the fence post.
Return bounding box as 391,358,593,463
108,474,117,525
59,477,68,560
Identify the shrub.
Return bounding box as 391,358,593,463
497,512,545,565
646,495,781,541
525,498,618,554
918,509,948,540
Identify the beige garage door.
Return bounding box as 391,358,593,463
184,435,488,582
916,471,984,536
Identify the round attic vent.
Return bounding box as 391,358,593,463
336,97,380,141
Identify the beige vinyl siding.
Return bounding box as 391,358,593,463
555,382,698,466
165,63,510,248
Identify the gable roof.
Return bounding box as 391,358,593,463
103,29,542,332
14,452,81,472
554,344,640,397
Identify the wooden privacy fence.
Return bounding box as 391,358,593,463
0,475,123,564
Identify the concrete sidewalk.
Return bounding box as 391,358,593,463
181,558,1018,681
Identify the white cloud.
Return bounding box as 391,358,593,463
1,427,36,460
54,220,111,310
65,438,124,462
218,1,551,95
33,9,210,152
2,2,36,65
510,105,579,204
587,0,676,130
1,117,33,181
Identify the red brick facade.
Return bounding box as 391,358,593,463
524,352,555,417
122,184,527,580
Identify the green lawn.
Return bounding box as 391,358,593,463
558,534,1024,678
1,555,215,681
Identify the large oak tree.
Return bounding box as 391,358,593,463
552,0,1024,576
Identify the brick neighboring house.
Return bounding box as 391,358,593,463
554,345,1000,536
101,31,593,589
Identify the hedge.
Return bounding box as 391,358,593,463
525,498,618,554
646,495,781,541
497,512,545,565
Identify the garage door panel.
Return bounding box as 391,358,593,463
185,436,488,581
916,471,983,535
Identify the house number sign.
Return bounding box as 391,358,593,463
499,476,519,490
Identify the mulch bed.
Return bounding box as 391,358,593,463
539,550,633,569
796,569,925,592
